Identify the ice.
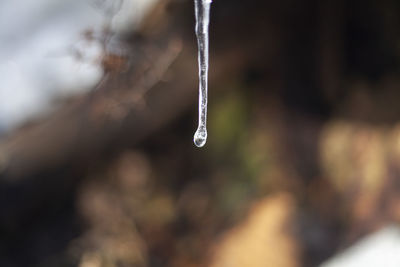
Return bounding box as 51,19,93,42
193,0,212,147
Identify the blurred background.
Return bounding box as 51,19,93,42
1,0,400,266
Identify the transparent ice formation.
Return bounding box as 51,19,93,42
193,0,212,148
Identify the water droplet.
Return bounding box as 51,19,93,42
194,126,207,147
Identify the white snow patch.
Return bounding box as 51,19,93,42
320,225,400,267
0,0,158,132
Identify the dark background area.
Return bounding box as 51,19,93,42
1,0,400,266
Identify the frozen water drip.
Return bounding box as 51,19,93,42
193,0,212,148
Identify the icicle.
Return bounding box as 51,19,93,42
193,0,212,148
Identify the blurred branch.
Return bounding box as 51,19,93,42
0,37,185,182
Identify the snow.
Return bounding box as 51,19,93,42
320,225,400,267
0,0,158,132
